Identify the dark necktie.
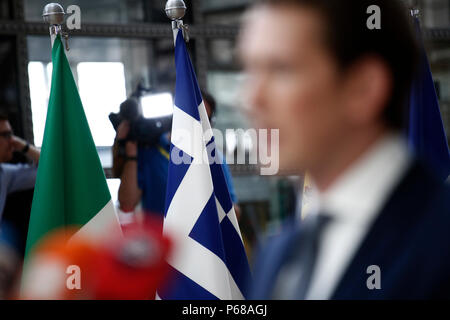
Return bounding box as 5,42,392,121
271,213,331,300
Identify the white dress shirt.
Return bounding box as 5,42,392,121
305,133,412,300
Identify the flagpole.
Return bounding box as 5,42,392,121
165,0,189,44
42,3,65,48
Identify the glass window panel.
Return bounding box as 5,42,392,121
77,62,127,146
201,0,254,12
27,35,178,167
28,61,50,147
29,61,127,148
420,0,450,28
208,39,236,67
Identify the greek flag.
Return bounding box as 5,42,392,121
158,30,251,300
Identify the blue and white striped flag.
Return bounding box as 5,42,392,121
159,29,251,300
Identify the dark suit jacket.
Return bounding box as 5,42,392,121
249,161,450,299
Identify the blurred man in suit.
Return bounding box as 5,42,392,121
239,0,450,299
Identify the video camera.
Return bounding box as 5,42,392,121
109,83,172,148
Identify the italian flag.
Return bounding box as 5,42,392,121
24,35,121,260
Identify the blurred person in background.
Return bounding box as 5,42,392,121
114,97,170,229
0,112,40,223
239,0,450,299
115,90,239,229
0,222,21,299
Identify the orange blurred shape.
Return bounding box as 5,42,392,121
21,217,172,300
21,228,97,300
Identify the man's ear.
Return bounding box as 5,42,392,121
340,55,393,127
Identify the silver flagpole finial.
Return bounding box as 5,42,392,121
43,3,69,50
165,0,189,43
43,3,65,25
165,0,186,21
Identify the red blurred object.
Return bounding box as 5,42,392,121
21,217,172,300
91,217,171,300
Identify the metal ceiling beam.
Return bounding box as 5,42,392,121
0,20,240,39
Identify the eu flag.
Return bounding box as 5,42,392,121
408,18,450,181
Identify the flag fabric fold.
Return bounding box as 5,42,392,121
408,18,450,181
159,30,251,300
24,35,121,259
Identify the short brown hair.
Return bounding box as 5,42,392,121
257,0,419,130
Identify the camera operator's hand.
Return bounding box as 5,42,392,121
125,141,138,158
11,135,40,163
119,140,141,213
11,135,27,152
116,120,130,141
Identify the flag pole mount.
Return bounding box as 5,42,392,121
165,0,189,42
43,3,70,50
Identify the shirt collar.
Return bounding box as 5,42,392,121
310,133,412,224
